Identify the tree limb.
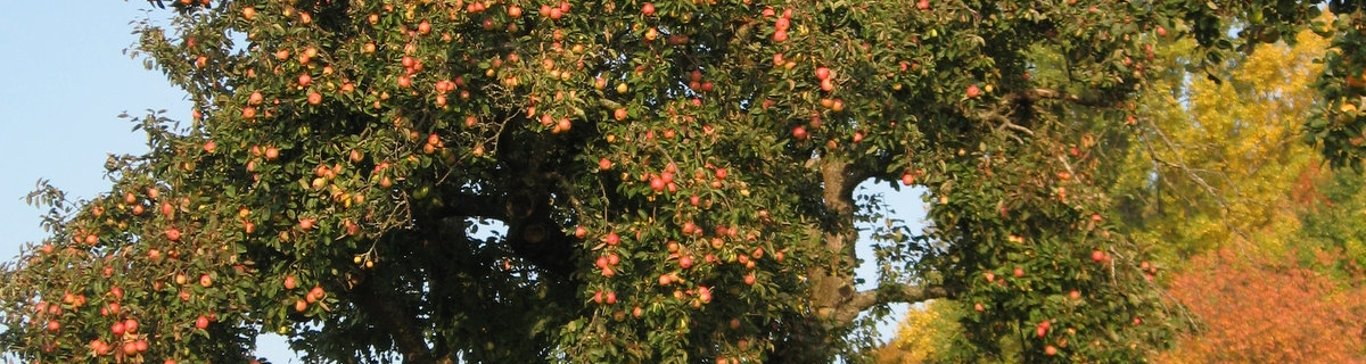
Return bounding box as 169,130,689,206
1008,88,1112,107
353,280,456,364
832,283,948,324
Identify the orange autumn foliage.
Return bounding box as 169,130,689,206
1163,247,1366,363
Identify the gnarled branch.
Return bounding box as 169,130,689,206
832,283,948,324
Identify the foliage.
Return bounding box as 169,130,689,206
873,300,965,364
1112,24,1328,263
1160,247,1366,363
0,1,1358,363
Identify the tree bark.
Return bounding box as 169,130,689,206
353,280,455,364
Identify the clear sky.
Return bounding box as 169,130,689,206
0,2,924,361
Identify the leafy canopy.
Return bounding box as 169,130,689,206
3,0,1364,363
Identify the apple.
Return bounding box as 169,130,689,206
642,2,655,16
1013,266,1025,278
166,227,182,242
791,125,808,140
307,92,322,105
1044,345,1058,356
744,273,757,285
614,108,628,121
966,84,981,98
772,30,788,42
917,0,930,10
308,286,326,302
1069,290,1081,300
124,319,139,333
294,299,308,313
199,274,213,287
242,6,256,20
605,232,620,246
1090,249,1106,263
284,275,298,290
815,67,831,81
598,158,612,171
196,315,210,330
297,73,312,87
680,255,694,269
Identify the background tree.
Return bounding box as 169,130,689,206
1160,247,1366,363
0,1,1356,363
879,11,1366,363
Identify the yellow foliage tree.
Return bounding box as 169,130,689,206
1112,25,1330,260
875,300,965,364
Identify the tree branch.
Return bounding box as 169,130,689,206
1008,88,1111,107
352,280,456,364
832,283,948,324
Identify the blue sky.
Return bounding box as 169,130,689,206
0,2,925,361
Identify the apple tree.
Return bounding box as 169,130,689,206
0,0,1358,363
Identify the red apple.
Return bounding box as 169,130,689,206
642,2,655,16
815,67,831,81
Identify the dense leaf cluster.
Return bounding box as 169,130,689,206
2,1,1359,363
